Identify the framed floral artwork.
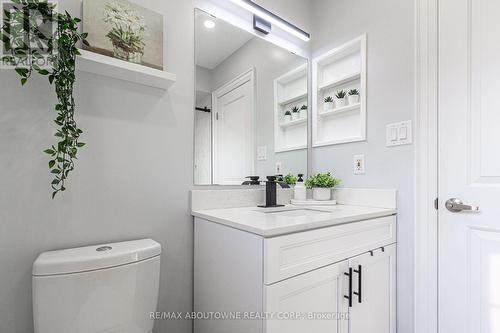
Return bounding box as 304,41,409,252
83,0,164,70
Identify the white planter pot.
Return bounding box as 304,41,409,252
335,98,346,108
284,115,292,122
300,109,307,119
292,112,300,121
324,102,334,111
348,95,360,105
312,188,332,201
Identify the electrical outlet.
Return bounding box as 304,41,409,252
275,162,282,174
257,146,267,161
354,154,365,175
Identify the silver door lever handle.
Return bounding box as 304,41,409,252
445,198,480,212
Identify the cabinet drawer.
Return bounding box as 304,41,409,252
264,215,396,284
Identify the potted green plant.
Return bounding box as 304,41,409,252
305,172,341,201
335,90,347,108
348,89,360,105
284,173,298,186
291,106,300,121
284,110,292,122
324,96,334,111
300,104,308,119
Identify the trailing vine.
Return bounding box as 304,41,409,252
1,0,89,198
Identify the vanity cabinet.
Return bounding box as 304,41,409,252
194,214,396,333
264,244,396,333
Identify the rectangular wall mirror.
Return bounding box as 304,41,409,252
194,8,309,186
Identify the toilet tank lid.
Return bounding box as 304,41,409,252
33,239,161,276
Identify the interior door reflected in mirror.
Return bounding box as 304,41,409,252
194,9,308,186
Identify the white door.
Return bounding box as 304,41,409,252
439,0,500,332
264,261,347,333
346,244,396,333
213,71,255,185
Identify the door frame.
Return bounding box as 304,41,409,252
211,67,256,185
414,0,438,332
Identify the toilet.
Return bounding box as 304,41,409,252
32,239,161,333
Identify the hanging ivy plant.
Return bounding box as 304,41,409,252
1,0,89,198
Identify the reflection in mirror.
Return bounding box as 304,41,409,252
194,9,308,185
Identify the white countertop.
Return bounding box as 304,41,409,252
192,204,396,237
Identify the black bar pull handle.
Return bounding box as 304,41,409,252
344,268,353,307
353,265,362,303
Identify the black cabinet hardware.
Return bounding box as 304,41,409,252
353,265,362,303
344,268,353,307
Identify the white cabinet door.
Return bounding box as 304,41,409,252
347,244,396,333
265,261,348,333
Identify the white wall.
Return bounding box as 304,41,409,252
0,1,196,332
195,65,213,93
0,1,311,333
309,1,415,332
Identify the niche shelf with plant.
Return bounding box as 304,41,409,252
76,49,176,90
274,64,308,153
312,35,367,147
319,102,361,118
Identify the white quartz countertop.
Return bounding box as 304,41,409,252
192,204,396,237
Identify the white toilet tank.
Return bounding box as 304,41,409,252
32,239,161,333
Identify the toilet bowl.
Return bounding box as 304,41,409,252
32,239,161,333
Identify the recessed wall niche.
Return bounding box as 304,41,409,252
312,35,367,147
274,64,308,152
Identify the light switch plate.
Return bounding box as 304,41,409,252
257,146,267,161
354,154,365,175
275,162,282,174
386,120,412,147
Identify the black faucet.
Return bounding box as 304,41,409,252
258,176,290,208
241,176,261,185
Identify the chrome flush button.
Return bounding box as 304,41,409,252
96,246,112,252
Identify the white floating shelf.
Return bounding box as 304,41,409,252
278,92,308,106
319,103,361,118
280,117,307,128
76,49,176,90
319,72,361,91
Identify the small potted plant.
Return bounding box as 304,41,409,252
335,90,347,108
305,172,341,201
324,96,334,111
348,89,360,105
284,110,292,122
300,104,308,119
284,173,298,186
291,106,300,121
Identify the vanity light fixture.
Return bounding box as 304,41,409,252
230,0,310,42
204,19,216,29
